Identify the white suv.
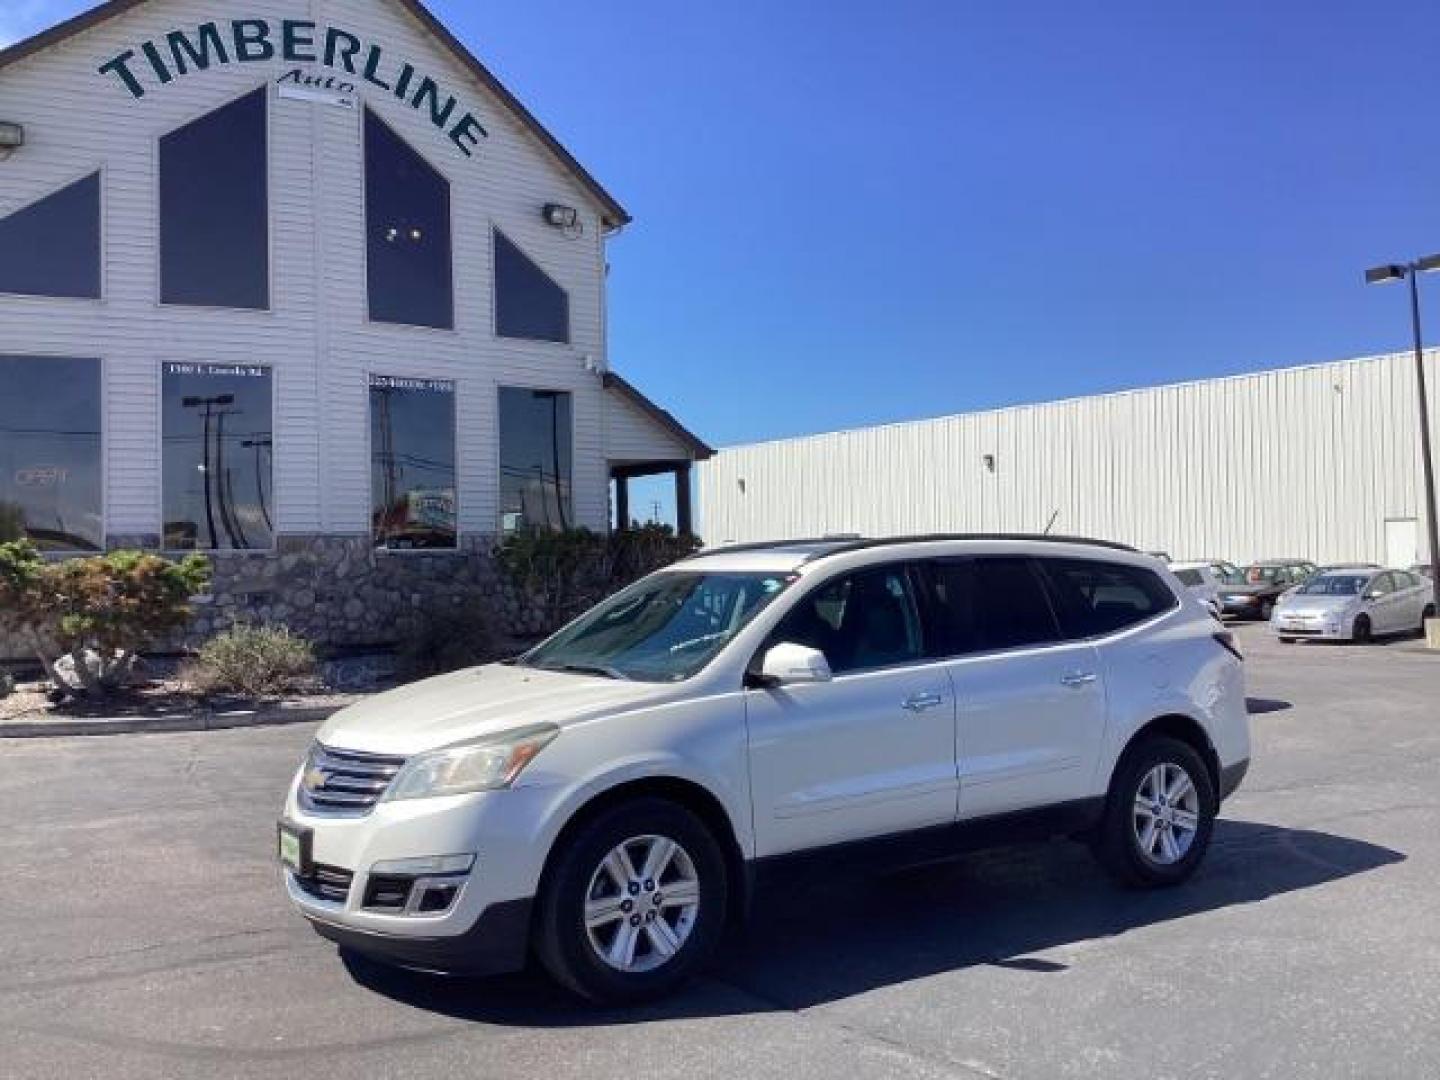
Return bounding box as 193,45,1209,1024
279,535,1251,1002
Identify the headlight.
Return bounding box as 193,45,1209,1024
383,724,559,801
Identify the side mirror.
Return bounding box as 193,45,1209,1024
759,642,833,686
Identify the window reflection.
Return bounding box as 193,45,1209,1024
0,173,101,300
365,109,454,329
160,88,269,310
494,229,569,343
370,375,457,549
499,387,572,533
0,356,103,552
162,364,274,550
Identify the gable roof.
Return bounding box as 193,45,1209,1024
0,0,632,228
603,372,714,460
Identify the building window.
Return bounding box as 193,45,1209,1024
160,88,269,310
162,363,274,550
494,229,569,344
0,173,101,300
0,356,103,552
499,387,573,532
365,109,454,330
370,375,457,549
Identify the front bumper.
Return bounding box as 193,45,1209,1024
1271,614,1348,639
305,896,533,976
281,777,563,974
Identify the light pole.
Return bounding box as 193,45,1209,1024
1366,255,1440,627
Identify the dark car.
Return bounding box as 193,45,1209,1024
1218,560,1316,620
1410,563,1435,580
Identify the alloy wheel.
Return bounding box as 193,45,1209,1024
583,834,701,973
1131,762,1200,866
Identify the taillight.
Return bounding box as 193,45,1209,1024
1213,631,1243,661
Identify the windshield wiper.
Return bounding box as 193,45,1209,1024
543,662,629,681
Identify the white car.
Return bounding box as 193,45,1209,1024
1169,561,1223,617
1273,568,1436,643
279,535,1251,1002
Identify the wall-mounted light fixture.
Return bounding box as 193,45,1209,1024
543,202,579,229
982,453,997,473
0,122,24,160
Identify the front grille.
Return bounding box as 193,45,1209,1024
297,743,407,816
294,863,353,904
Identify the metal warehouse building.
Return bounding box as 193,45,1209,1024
699,350,1439,569
0,0,710,651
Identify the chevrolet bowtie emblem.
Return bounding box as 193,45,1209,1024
303,767,330,790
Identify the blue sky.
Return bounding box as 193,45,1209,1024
5,1,1439,458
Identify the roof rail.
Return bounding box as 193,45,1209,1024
798,533,1139,563
690,532,1140,563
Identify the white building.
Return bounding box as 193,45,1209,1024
699,351,1439,569
0,0,709,647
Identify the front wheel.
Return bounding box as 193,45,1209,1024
1352,614,1373,644
1421,604,1436,633
1259,600,1275,621
535,798,727,1003
1092,736,1217,888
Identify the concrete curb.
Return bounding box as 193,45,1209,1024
0,704,340,739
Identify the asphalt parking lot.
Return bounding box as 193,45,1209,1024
2,622,1437,1080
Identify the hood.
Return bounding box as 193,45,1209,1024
316,664,681,757
1221,582,1284,597
1278,594,1356,617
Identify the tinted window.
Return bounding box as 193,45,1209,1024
494,229,569,343
1041,558,1178,637
0,356,102,551
499,387,573,532
1370,573,1394,596
160,89,269,309
365,109,453,329
370,375,456,549
769,566,923,674
0,173,101,299
1173,568,1203,587
927,557,1062,654
162,363,273,550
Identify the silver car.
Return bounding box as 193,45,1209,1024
1272,569,1435,643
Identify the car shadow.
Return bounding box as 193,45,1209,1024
340,818,1403,1025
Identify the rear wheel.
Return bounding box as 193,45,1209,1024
1278,636,1296,644
1092,735,1216,888
1259,599,1275,621
535,798,727,1003
1352,614,1373,644
1422,604,1436,633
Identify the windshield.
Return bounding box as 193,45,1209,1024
521,571,795,682
1241,565,1286,585
1297,574,1367,597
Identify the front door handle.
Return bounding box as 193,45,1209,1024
901,690,945,712
1060,671,1098,688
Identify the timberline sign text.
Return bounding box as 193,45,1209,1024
97,19,489,158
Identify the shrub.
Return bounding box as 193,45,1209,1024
496,524,701,632
397,604,501,679
186,624,318,699
0,540,210,697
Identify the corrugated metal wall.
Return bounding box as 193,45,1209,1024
698,351,1440,566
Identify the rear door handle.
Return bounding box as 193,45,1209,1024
1060,671,1097,688
901,690,945,712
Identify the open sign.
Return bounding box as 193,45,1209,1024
15,466,68,488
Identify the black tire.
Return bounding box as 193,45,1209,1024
534,798,728,1004
1259,599,1275,621
1278,636,1296,644
1352,614,1372,644
1422,604,1436,633
1091,735,1217,889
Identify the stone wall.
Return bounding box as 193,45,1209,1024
1,534,551,662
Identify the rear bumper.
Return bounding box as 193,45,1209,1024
306,896,533,976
